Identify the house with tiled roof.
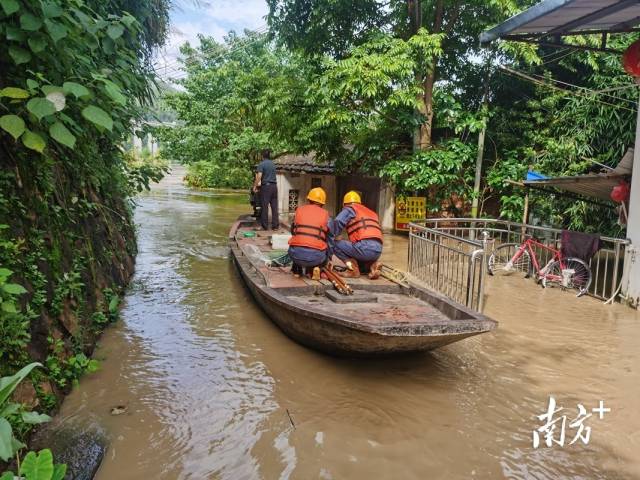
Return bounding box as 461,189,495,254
274,153,396,231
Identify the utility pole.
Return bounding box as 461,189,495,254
471,68,491,218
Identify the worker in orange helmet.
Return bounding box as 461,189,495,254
331,191,383,279
288,187,331,280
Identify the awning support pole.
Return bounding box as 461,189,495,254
471,68,490,220
622,88,640,307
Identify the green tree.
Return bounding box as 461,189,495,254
484,38,635,234
267,0,534,149
157,31,313,188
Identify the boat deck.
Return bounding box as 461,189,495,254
290,292,451,326
234,223,462,327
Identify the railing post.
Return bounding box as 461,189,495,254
408,224,414,272
612,242,621,296
467,252,477,309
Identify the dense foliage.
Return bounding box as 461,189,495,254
486,39,636,235
0,0,169,457
160,1,634,233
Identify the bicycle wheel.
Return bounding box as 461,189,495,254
541,257,592,297
488,243,532,277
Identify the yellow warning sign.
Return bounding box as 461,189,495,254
395,196,426,231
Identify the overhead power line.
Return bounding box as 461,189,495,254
154,23,269,78
156,33,271,83
524,70,637,106
153,23,268,70
499,66,637,113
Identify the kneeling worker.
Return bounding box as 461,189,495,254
331,191,383,279
288,187,330,279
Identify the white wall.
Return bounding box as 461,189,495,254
276,172,337,221
378,182,396,232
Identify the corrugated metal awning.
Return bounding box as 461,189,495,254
481,0,640,45
524,172,628,201
523,149,633,202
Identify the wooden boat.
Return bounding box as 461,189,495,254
229,216,497,356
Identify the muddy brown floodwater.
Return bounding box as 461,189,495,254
52,167,640,479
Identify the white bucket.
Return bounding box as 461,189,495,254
271,234,292,250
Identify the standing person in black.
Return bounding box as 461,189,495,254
253,149,279,230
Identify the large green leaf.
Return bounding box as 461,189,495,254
20,13,43,31
120,13,135,27
104,81,126,105
106,24,124,40
0,418,14,462
20,411,51,425
0,115,26,140
44,19,67,42
0,402,19,418
21,130,46,153
0,363,41,407
42,2,63,18
0,0,19,16
0,268,12,278
11,437,25,453
108,295,119,313
49,122,75,148
26,79,40,91
102,37,115,54
0,87,29,99
62,82,90,99
0,471,14,480
82,105,113,131
51,464,66,480
41,85,62,96
6,26,26,41
8,46,31,65
20,449,54,480
1,301,17,313
26,98,55,121
28,35,48,53
2,283,27,295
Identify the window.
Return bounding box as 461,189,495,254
311,177,322,188
288,189,299,212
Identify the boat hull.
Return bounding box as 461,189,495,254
229,217,496,356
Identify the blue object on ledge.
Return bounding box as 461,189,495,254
526,170,549,181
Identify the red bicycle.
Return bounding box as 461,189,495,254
487,236,592,297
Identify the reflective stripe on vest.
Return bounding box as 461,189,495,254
288,204,329,251
345,203,383,243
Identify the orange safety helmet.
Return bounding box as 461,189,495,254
343,190,361,205
307,187,327,205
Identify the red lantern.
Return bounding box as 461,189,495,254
611,180,630,203
623,40,640,77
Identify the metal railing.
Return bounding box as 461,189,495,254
408,222,487,312
416,218,629,302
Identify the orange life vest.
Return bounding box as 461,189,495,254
289,204,329,251
346,203,383,243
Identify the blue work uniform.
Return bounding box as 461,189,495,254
288,245,329,268
330,207,382,263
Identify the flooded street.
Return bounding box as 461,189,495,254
54,168,640,480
